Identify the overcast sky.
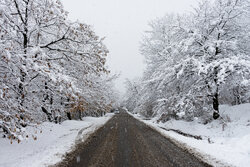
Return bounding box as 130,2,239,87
61,0,198,93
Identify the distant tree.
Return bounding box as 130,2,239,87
123,78,141,112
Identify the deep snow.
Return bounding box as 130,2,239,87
0,113,114,167
127,103,250,167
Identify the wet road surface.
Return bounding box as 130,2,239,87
55,110,211,167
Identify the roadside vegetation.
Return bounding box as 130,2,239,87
0,0,118,141
124,0,250,123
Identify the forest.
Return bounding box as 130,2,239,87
1,0,250,167
0,0,118,141
124,0,250,123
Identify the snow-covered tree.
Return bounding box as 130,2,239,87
125,0,250,122
0,0,116,141
179,0,250,119
123,78,142,113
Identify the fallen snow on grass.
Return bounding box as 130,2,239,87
0,113,114,167
130,103,250,167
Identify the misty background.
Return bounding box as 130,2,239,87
61,0,198,93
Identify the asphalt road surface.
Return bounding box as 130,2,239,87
56,110,211,167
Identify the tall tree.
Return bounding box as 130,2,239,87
0,0,116,140
125,0,250,122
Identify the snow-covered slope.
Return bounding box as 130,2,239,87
130,104,250,167
0,114,114,167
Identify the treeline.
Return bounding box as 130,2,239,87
0,0,117,141
124,0,250,123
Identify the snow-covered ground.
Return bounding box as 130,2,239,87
128,103,250,167
0,113,114,167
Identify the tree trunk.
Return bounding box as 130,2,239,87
18,69,26,106
23,32,28,53
213,66,220,120
67,112,72,120
41,107,52,122
212,92,220,119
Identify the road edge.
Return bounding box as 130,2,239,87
50,114,115,167
126,111,232,167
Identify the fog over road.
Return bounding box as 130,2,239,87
56,110,211,167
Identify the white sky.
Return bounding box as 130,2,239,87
61,0,198,93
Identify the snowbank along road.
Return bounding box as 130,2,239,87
55,109,211,167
